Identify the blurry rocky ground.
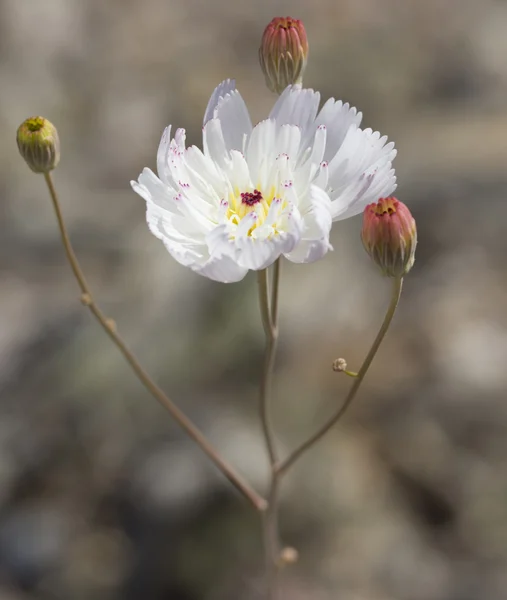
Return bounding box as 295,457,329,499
1,0,507,598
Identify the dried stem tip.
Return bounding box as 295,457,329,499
16,116,60,173
361,197,417,278
259,16,309,94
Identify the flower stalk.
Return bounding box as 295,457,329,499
276,276,404,476
257,260,283,599
42,171,267,512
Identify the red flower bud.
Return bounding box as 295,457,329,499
361,197,417,278
259,17,309,94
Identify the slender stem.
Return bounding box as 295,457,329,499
262,477,281,600
270,258,281,330
257,260,282,599
257,266,279,467
43,172,267,512
277,276,403,476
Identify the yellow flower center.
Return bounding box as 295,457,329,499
225,186,284,236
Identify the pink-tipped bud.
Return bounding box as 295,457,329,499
361,197,417,278
259,16,309,94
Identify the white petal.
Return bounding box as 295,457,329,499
159,229,246,283
203,79,236,126
285,238,332,263
246,119,276,187
309,125,327,166
205,221,281,271
207,207,303,271
145,202,193,245
203,118,229,169
136,168,176,211
156,125,173,185
275,124,302,163
307,185,333,236
327,126,397,220
236,211,258,237
206,224,235,258
235,232,299,270
333,166,397,221
263,197,284,227
159,235,207,268
214,90,252,153
226,150,252,191
195,254,248,283
269,86,320,136
285,185,333,263
313,161,329,189
184,145,227,197
136,180,210,265
143,195,246,283
132,169,208,246
312,99,362,163
295,125,327,191
173,192,215,231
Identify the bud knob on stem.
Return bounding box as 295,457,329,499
361,197,417,278
16,116,60,173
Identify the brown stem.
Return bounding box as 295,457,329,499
276,276,403,477
42,172,267,512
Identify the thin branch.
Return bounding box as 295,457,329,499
257,264,280,467
270,258,281,329
257,259,282,599
276,276,404,476
43,172,267,512
262,476,281,600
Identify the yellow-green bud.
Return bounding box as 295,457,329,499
259,17,309,95
16,116,60,173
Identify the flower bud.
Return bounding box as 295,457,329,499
16,116,60,173
259,16,309,94
361,197,417,278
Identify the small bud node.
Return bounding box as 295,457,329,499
105,318,117,333
80,293,92,306
333,358,347,372
279,546,299,567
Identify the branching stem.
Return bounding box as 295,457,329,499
42,172,267,512
276,276,404,477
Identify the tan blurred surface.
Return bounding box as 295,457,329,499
2,0,507,598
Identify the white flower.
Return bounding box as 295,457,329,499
131,80,397,283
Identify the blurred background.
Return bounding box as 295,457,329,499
2,0,507,598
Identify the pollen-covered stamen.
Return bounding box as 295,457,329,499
241,189,263,206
